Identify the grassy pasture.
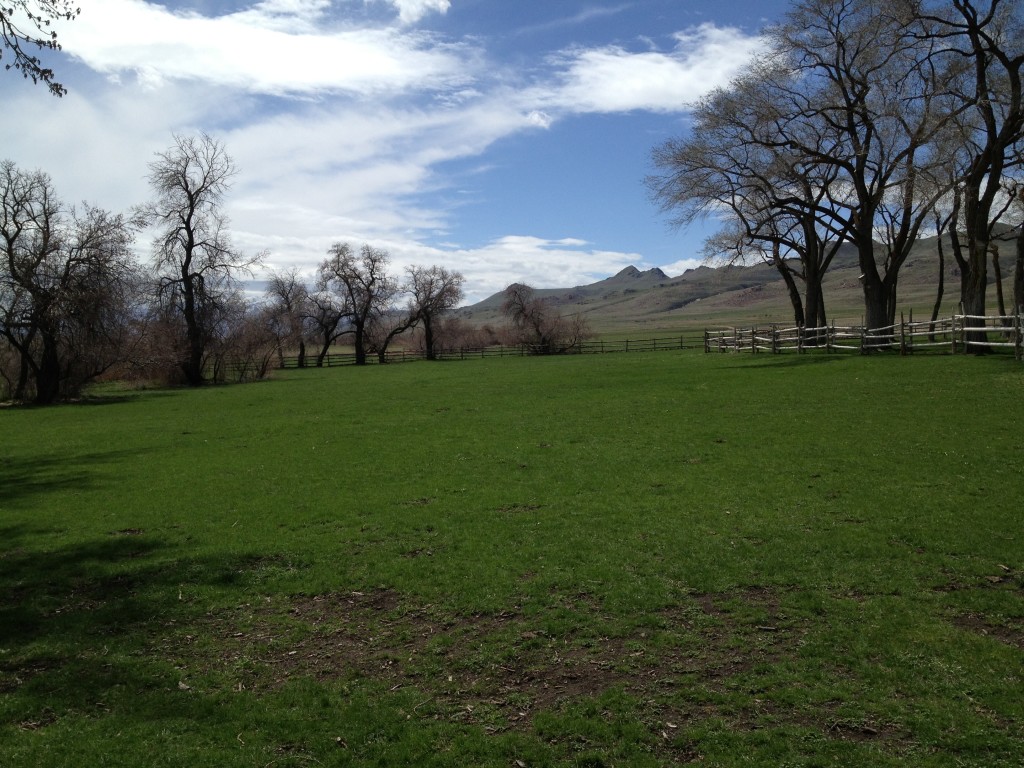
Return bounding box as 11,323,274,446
1,351,1022,766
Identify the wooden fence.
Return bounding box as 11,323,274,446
704,313,1024,360
279,334,702,369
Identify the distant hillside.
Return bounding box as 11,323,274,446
457,234,1021,334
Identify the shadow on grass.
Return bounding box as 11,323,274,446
720,353,853,369
0,525,271,726
0,449,148,508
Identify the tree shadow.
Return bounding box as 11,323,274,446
720,354,852,369
0,449,148,508
0,525,270,727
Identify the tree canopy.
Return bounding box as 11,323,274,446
650,0,1024,335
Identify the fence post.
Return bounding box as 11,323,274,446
900,312,907,355
1011,309,1019,362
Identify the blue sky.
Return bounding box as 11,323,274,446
1,0,789,303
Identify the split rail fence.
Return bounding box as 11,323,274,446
279,334,703,369
703,313,1024,360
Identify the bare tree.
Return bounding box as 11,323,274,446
649,61,851,331
214,299,278,383
138,134,263,386
653,0,984,335
364,306,416,363
306,263,350,367
321,243,397,366
763,0,966,331
264,267,309,368
1,1,79,96
0,160,139,403
917,0,1024,345
407,265,464,360
501,283,590,354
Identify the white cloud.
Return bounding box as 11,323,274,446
381,235,646,304
235,0,334,32
526,110,553,129
374,0,451,25
242,231,645,306
57,0,471,95
542,24,764,113
5,5,755,302
513,3,633,36
659,257,705,276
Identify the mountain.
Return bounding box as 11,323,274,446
457,234,1020,333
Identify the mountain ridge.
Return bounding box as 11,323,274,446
457,234,1018,332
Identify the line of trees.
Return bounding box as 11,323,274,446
648,0,1024,345
263,247,466,369
1,134,468,404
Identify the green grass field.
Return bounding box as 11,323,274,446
2,351,1022,766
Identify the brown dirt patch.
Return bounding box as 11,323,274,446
951,611,1024,649
174,586,811,739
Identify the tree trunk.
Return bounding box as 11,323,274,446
423,316,436,361
14,354,29,401
959,250,989,351
776,262,805,328
855,221,892,336
804,261,827,346
180,269,205,385
33,333,62,405
353,325,367,365
929,229,946,343
1015,225,1024,314
297,339,306,369
12,339,31,402
814,291,827,334
182,326,205,385
861,273,891,347
991,246,1008,324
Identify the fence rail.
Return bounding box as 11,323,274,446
704,313,1024,360
279,334,703,369
276,315,1024,370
